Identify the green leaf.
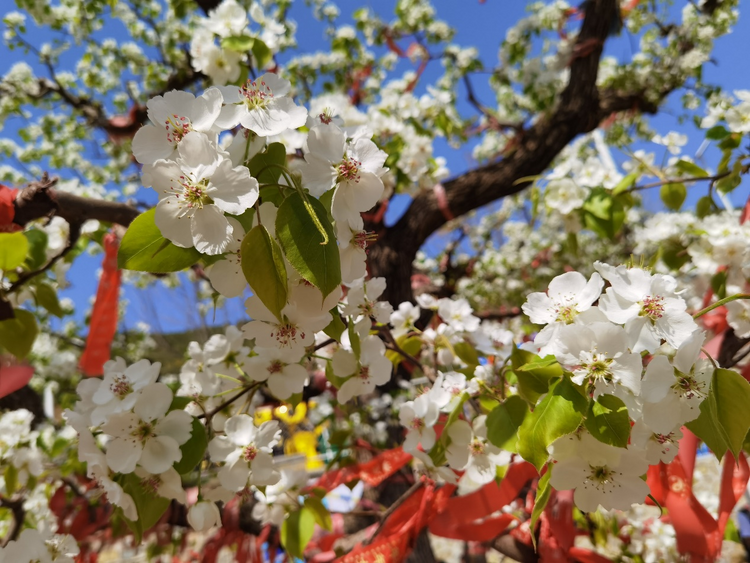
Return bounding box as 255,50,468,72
611,172,638,195
686,368,750,461
696,196,714,219
118,209,200,273
486,395,528,452
0,309,38,358
518,377,587,471
0,232,28,271
252,38,273,69
348,319,361,359
385,335,422,368
582,188,626,240
173,417,207,475
36,283,64,317
275,192,341,298
4,465,18,496
710,270,728,300
304,497,332,531
584,394,630,447
660,183,686,211
453,341,480,367
169,0,195,19
248,143,287,185
323,309,346,342
241,224,288,321
280,507,316,559
221,34,254,52
718,133,742,151
23,229,48,270
120,473,171,543
529,463,553,547
659,238,690,271
705,125,729,140
674,160,708,178
514,353,563,405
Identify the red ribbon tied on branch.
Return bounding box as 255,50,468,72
79,232,121,377
0,185,20,233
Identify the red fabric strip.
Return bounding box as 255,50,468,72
310,447,412,493
79,233,121,376
0,186,19,233
429,461,537,541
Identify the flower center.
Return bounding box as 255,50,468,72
242,445,258,461
267,360,284,374
673,371,707,400
587,465,619,488
337,157,362,183
554,304,578,324
165,114,192,146
140,475,162,494
272,323,304,348
167,176,212,217
352,230,377,251
358,366,370,381
241,79,273,110
639,295,665,322
110,375,133,399
411,417,425,431
319,108,335,124
470,439,485,456
132,422,154,442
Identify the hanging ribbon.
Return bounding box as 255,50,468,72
310,446,412,493
0,185,19,233
79,232,121,376
429,461,538,541
646,436,750,561
337,478,456,563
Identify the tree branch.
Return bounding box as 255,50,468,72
12,174,140,229
367,0,676,306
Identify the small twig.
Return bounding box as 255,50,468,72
462,74,523,132
196,384,257,420
379,326,424,372
7,220,81,294
61,477,86,498
701,347,718,369
628,171,732,192
0,496,25,547
313,338,336,351
694,294,750,319
363,479,424,546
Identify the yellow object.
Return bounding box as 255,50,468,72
275,403,307,426
285,431,323,470
253,406,273,425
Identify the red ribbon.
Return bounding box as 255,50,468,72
429,461,538,541
646,432,750,561
79,233,121,376
310,447,412,493
0,355,34,398
740,192,750,224
337,478,456,563
0,185,19,233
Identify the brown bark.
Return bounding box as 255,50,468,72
368,0,664,306
12,175,140,230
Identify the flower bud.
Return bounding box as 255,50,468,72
187,501,222,531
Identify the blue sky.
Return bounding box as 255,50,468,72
3,0,748,334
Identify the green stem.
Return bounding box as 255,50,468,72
693,294,750,319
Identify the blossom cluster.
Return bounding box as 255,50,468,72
385,261,717,514
64,359,192,521
522,263,707,512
